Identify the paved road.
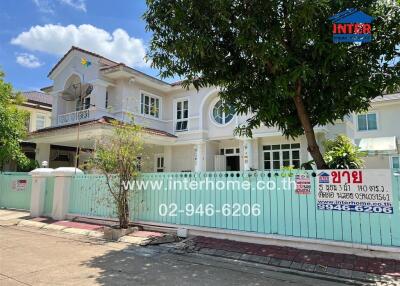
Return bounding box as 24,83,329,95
0,225,354,286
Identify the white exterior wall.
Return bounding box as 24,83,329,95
43,48,400,171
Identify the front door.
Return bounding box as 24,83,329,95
226,156,240,171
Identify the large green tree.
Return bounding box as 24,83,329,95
0,70,29,171
144,0,400,169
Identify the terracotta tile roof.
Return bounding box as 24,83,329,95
21,91,52,106
29,116,177,138
372,93,400,103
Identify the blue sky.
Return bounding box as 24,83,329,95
0,0,167,91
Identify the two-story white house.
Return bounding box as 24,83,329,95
28,47,400,171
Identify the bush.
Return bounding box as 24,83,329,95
323,135,366,169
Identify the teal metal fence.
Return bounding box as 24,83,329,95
43,176,55,216
0,173,32,210
67,170,400,247
69,175,116,218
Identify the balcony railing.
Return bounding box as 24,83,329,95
57,108,95,126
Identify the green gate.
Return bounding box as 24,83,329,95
0,173,32,210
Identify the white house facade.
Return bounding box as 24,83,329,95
28,47,400,172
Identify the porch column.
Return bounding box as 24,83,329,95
194,143,205,172
92,83,108,115
164,146,172,172
50,92,59,126
252,138,259,170
243,138,253,171
35,143,51,167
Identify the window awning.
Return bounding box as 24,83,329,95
358,136,398,154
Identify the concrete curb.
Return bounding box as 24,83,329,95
42,224,67,231
14,219,149,243
184,247,398,284
170,251,368,285
18,220,47,229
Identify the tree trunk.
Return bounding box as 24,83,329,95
293,80,328,169
118,198,130,229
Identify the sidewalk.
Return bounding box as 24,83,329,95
176,236,400,284
0,209,163,245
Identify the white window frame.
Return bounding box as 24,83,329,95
36,113,46,130
220,147,240,156
174,97,189,132
209,98,235,127
262,144,301,170
154,154,165,172
140,90,162,119
356,112,378,132
75,96,91,111
390,156,400,169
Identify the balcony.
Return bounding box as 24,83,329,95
57,107,101,126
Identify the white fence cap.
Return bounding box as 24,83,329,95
53,167,84,177
29,168,54,177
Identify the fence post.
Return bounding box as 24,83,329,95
29,168,54,217
52,167,83,220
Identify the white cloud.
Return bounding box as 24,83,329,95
11,24,148,67
33,0,86,13
16,53,44,68
58,0,86,12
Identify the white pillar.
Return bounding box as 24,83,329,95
35,143,51,167
52,167,83,220
194,143,205,172
243,139,253,171
51,92,59,126
164,146,172,172
29,168,54,217
252,139,259,170
92,84,107,110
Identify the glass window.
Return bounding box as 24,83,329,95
358,113,377,131
392,156,400,169
212,99,234,125
141,92,160,118
156,156,164,172
25,115,31,132
36,114,46,130
105,91,109,108
175,99,189,131
263,143,301,170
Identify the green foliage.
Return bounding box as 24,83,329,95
301,160,315,170
144,0,400,168
0,69,30,171
17,159,39,172
323,135,366,169
88,117,143,228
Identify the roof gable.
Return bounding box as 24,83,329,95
47,46,117,78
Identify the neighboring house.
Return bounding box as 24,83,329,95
28,46,400,171
4,91,52,171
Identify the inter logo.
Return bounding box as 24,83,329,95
329,8,374,43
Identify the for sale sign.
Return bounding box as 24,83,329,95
317,170,393,214
11,179,27,192
295,174,311,195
